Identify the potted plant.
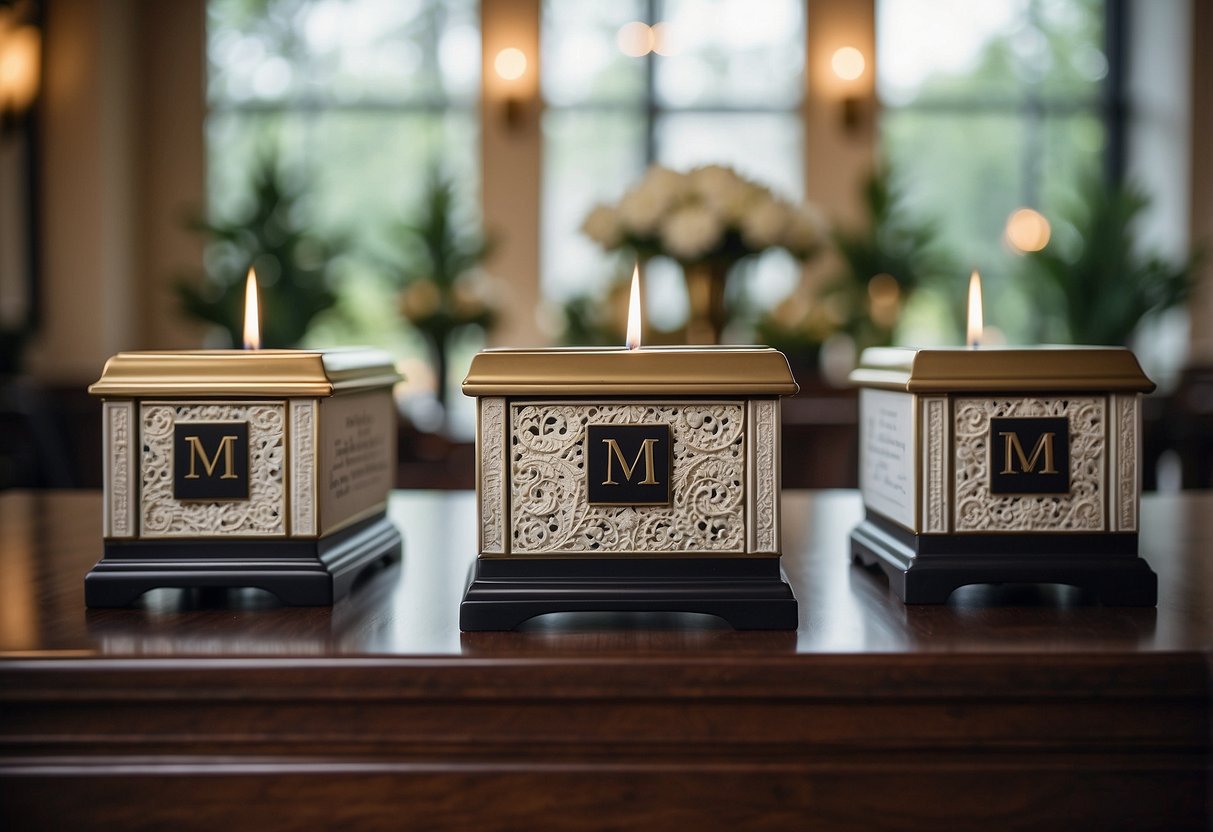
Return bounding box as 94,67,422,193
824,165,953,351
382,171,496,411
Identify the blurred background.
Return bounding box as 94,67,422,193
0,0,1209,492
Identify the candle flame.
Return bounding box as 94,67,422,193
243,267,261,350
967,270,983,349
625,264,642,351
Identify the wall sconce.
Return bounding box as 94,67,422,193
830,46,866,134
0,3,40,133
493,47,528,131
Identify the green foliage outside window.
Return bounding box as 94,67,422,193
880,0,1108,345
1022,176,1199,346
756,164,955,361
380,172,496,408
176,153,342,348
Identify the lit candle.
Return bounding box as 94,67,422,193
243,267,261,350
966,270,983,349
626,264,642,351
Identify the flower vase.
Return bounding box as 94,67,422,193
684,261,732,345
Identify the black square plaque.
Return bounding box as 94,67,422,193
173,421,250,501
989,416,1070,494
586,423,671,506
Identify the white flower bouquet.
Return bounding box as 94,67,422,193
580,163,826,266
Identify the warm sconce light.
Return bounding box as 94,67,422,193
494,47,527,81
831,46,865,81
493,47,529,131
830,46,867,134
0,5,41,130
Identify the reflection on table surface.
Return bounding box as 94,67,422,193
0,489,1208,659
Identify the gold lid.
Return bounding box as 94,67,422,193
462,346,799,397
89,348,402,398
849,346,1156,393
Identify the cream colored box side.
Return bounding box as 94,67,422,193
859,388,918,531
317,390,394,535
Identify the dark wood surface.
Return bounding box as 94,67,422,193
1,489,1210,830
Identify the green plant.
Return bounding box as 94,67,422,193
824,164,955,350
176,153,340,348
557,293,622,347
756,163,953,359
754,296,838,363
383,170,495,408
1023,175,1198,345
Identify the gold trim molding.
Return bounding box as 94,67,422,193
89,348,401,398
462,346,800,397
850,347,1155,394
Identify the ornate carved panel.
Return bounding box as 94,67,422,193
104,401,136,538
1115,394,1139,532
748,398,779,553
479,397,506,554
953,396,1105,532
921,396,949,534
290,399,316,536
140,402,286,538
510,401,746,554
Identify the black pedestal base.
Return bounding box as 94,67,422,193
460,556,798,631
850,515,1157,606
85,513,402,608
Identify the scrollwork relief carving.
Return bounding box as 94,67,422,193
480,397,506,553
140,402,286,538
290,400,316,536
751,399,777,552
923,397,947,533
954,396,1105,532
510,402,746,554
1117,395,1138,531
106,402,134,537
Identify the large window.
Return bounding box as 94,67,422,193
541,0,806,333
206,0,480,356
878,0,1110,342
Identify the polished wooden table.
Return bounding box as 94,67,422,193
1,490,1209,830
